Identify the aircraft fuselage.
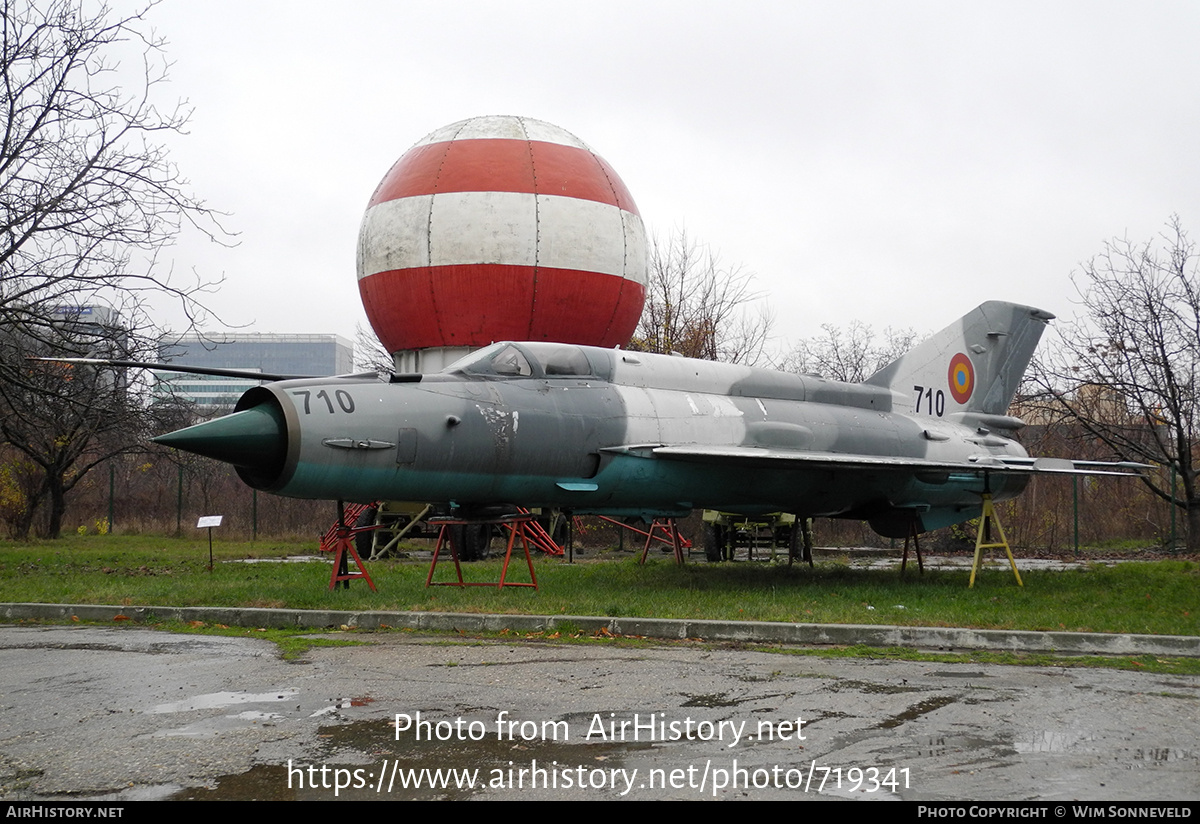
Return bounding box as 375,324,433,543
180,340,1029,536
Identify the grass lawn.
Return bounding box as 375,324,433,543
1,534,1196,637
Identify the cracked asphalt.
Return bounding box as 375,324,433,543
0,624,1196,800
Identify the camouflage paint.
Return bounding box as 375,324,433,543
159,302,1069,538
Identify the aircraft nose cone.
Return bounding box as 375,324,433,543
153,403,286,470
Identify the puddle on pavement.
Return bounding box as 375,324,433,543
173,716,654,800
876,695,958,729
826,679,921,695
310,696,376,717
148,689,300,714
425,656,603,669
931,671,991,679
174,765,296,801
918,734,1016,759
680,692,751,708
144,688,360,738
1013,730,1195,767
1133,747,1194,764
151,710,286,738
18,642,166,655
1013,728,1095,753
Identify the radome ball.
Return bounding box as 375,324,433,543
357,115,647,354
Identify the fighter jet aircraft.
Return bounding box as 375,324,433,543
141,301,1140,539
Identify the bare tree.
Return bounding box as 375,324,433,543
1030,215,1200,550
630,229,772,364
781,321,919,383
0,0,225,350
0,308,173,538
354,322,394,376
0,0,227,536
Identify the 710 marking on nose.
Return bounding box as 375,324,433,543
292,389,356,414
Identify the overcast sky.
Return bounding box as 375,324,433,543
134,0,1200,359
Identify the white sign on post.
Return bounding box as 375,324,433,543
196,515,223,570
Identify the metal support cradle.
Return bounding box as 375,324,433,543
426,515,539,589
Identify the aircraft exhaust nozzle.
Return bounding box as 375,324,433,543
153,403,287,475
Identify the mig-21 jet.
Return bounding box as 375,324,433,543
132,301,1138,539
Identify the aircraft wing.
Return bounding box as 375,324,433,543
30,357,316,382
620,444,1147,477
29,357,388,382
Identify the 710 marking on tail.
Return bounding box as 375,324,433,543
913,385,946,417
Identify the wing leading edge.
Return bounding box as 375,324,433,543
609,444,1147,477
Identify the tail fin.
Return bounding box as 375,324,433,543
865,301,1054,417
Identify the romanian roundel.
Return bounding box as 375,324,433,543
947,352,975,405
356,116,648,354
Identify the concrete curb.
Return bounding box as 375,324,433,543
3,602,1198,658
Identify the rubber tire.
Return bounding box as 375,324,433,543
551,516,568,548
354,506,378,558
704,523,725,563
450,523,491,561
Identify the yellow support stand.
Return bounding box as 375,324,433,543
969,494,1023,588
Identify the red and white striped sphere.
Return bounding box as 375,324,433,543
357,115,647,354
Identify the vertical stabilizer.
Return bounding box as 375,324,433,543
865,301,1054,417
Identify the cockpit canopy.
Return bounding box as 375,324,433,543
445,342,608,379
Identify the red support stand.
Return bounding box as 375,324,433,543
320,501,378,591
598,515,693,555
427,515,538,589
326,523,378,591
515,507,565,556
638,518,686,565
